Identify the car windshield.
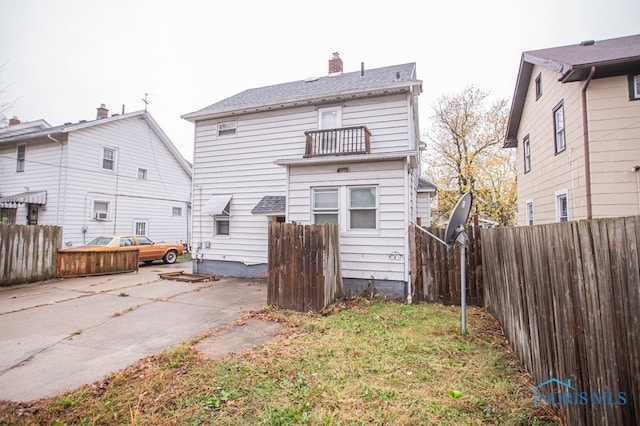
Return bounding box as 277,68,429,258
86,237,113,246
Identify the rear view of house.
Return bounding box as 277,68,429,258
505,34,640,225
0,106,192,246
183,53,427,299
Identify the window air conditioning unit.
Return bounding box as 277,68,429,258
95,212,108,221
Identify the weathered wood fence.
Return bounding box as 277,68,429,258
483,216,639,426
268,222,342,312
56,248,140,278
0,225,62,286
411,216,483,305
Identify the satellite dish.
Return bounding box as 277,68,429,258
443,192,473,247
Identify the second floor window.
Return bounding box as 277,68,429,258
318,106,341,130
535,73,542,99
218,121,237,137
16,144,26,172
172,207,182,216
523,135,531,173
138,168,148,180
553,103,566,154
103,148,115,170
629,74,640,100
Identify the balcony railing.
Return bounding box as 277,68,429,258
304,126,371,157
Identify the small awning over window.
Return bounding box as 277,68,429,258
0,190,47,208
251,195,286,215
202,194,232,216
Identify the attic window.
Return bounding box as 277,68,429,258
629,74,640,100
535,73,542,100
218,121,237,137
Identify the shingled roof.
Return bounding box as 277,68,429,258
182,62,421,121
505,33,640,147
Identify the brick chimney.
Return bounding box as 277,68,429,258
329,52,343,75
9,116,21,126
96,104,109,120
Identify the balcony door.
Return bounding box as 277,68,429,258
318,106,342,154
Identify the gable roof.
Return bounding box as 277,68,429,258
504,33,640,148
0,111,192,176
182,62,421,121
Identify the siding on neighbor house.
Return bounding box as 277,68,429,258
62,117,191,246
287,160,407,282
585,76,640,218
417,192,432,226
192,93,413,266
515,65,586,225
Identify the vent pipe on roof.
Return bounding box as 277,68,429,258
395,72,401,81
361,62,365,77
580,40,595,46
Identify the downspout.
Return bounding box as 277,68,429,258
581,66,596,220
47,134,63,225
404,156,412,304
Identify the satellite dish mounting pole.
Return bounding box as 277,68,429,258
457,227,469,334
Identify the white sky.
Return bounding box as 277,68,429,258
1,0,638,162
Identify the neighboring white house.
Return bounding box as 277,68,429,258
183,53,428,299
0,105,192,247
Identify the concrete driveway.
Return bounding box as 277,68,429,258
0,261,269,402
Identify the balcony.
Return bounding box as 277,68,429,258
304,126,371,158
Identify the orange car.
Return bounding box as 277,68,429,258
81,235,184,264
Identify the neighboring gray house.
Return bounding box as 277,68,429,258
183,53,429,299
0,106,192,247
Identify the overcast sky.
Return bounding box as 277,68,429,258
1,0,638,161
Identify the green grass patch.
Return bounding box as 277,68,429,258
0,301,560,425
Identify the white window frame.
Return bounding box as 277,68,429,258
312,187,339,225
102,147,116,171
555,189,569,222
172,206,182,217
553,102,566,154
134,220,148,235
348,186,378,230
317,106,342,130
93,200,110,221
218,121,237,137
137,168,148,180
523,135,531,173
214,201,230,236
16,144,26,172
525,199,534,226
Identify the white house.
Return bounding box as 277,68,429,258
0,105,192,247
183,54,427,299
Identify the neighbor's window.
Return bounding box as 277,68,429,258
629,74,640,100
215,202,230,235
172,207,182,216
103,147,115,170
93,201,109,220
218,121,237,137
16,144,26,172
535,73,542,99
349,186,377,230
135,221,147,235
312,188,339,225
556,191,569,222
523,135,531,173
137,168,148,180
1,208,17,224
553,102,566,153
526,201,534,226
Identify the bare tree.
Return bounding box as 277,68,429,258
424,85,516,226
0,61,17,127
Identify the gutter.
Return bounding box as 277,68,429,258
581,66,596,220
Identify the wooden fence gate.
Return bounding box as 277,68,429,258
268,222,342,312
411,216,483,305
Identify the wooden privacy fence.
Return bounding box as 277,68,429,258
56,248,139,278
411,217,483,305
0,225,62,286
482,216,639,426
268,222,342,312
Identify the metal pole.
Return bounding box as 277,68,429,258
460,232,467,334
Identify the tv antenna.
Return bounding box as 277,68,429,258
413,192,473,333
141,93,157,112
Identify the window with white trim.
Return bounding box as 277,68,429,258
215,201,230,235
135,221,147,235
103,147,115,170
172,207,182,216
137,168,148,180
349,186,377,230
553,102,566,153
318,106,341,130
535,73,542,100
16,144,26,172
555,190,569,222
525,200,534,226
93,201,109,221
629,74,640,100
312,188,339,225
523,135,531,173
218,121,237,137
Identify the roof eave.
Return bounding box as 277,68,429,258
504,56,534,149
